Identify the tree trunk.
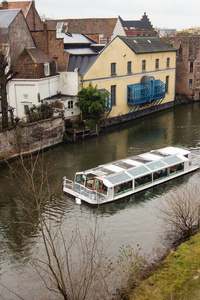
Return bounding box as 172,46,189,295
1,80,8,129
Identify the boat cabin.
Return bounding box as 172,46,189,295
71,147,191,203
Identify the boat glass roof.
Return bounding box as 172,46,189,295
146,160,167,171
130,156,152,163
127,165,150,177
113,160,134,169
162,155,184,166
107,172,132,185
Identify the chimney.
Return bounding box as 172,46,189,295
2,1,8,8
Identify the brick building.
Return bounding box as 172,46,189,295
16,47,57,79
0,0,43,30
0,1,69,70
118,13,158,37
0,8,60,118
163,35,200,101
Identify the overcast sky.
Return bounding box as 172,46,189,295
30,0,200,30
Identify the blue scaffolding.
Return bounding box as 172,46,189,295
127,76,166,114
98,89,112,118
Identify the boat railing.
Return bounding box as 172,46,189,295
63,177,106,203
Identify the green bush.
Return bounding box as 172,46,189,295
26,103,53,123
76,82,108,123
72,123,79,129
63,133,72,143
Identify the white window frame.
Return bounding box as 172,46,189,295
44,63,50,76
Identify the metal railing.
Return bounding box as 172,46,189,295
63,177,106,204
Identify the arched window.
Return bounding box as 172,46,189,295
68,101,73,109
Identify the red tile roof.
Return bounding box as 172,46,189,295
0,1,32,17
46,18,118,41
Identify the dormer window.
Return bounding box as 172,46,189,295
44,63,50,76
56,22,63,33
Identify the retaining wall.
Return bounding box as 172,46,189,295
0,117,64,160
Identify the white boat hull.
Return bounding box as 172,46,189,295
63,164,199,205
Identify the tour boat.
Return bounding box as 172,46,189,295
63,147,200,205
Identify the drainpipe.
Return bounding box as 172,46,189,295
32,0,36,30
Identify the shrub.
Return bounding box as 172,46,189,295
76,82,108,123
62,133,72,143
72,123,79,129
26,103,53,123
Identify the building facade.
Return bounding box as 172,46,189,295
163,36,200,101
81,36,176,119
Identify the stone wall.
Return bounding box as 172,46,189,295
0,117,64,160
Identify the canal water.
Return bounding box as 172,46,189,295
0,102,200,299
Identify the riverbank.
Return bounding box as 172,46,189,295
129,232,200,300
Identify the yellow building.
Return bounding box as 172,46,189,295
81,36,176,119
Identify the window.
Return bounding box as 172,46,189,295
111,63,116,75
153,168,168,181
166,76,169,93
68,100,73,109
155,59,159,69
135,174,152,189
190,62,193,73
114,181,132,196
56,22,63,33
142,60,146,71
24,105,29,114
189,79,193,89
127,61,132,73
169,163,184,175
197,62,200,73
111,85,116,106
44,63,50,76
166,58,170,68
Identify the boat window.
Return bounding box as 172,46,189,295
153,168,168,181
114,180,132,196
135,174,152,189
85,173,96,188
75,174,86,185
94,180,107,195
102,184,108,195
169,163,184,175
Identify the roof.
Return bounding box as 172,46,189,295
0,1,32,17
67,54,98,75
81,146,189,185
119,13,154,31
162,36,200,61
65,48,98,55
0,9,20,28
46,18,118,40
0,101,14,113
24,47,54,63
119,36,176,53
57,32,96,45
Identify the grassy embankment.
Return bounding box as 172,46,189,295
129,232,200,300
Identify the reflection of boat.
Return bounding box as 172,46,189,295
63,147,200,205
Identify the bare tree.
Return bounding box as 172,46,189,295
7,153,112,300
158,180,200,242
6,152,161,300
0,32,17,128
